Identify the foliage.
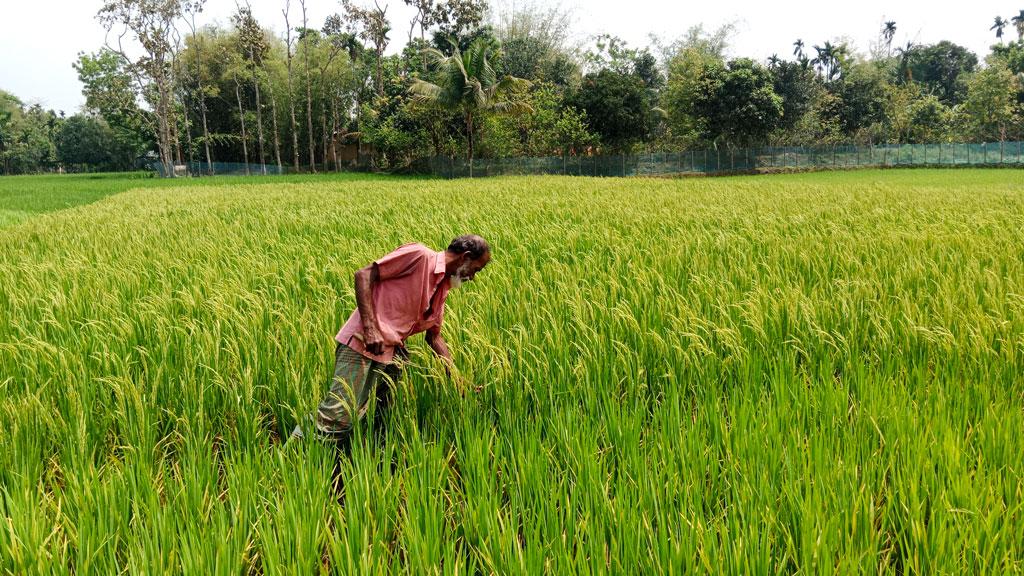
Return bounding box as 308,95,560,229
410,38,531,163
960,59,1022,141
692,58,783,147
900,41,978,105
572,68,652,153
479,82,597,157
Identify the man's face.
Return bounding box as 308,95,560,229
451,251,491,288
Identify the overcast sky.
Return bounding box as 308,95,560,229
1,0,1018,113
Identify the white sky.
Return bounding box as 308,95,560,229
0,0,1018,114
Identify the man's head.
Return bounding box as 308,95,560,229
446,234,491,288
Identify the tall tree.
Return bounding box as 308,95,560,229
692,58,783,146
283,0,301,171
992,16,1008,42
901,41,978,106
410,38,531,170
235,3,270,174
299,0,317,171
97,0,188,177
961,59,1020,142
343,0,391,97
883,21,897,57
183,1,213,174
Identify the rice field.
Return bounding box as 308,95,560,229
1,169,1022,574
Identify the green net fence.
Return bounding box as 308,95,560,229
148,160,375,177
427,141,1024,179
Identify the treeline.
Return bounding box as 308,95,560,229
3,0,1024,175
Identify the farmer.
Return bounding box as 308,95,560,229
290,234,491,445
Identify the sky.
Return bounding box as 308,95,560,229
0,0,1018,114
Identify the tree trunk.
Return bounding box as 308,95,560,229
284,3,301,172
235,76,251,176
304,62,316,172
300,1,316,172
194,45,214,175
252,61,267,175
376,47,384,97
263,62,284,173
181,86,195,173
321,87,330,170
466,111,474,177
331,97,340,170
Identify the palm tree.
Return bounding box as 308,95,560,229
792,39,805,60
883,21,897,56
768,54,781,69
410,38,531,172
812,42,833,79
1013,10,1024,41
993,16,1008,41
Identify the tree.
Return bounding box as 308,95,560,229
0,95,57,174
692,58,783,146
344,0,391,97
235,4,272,173
97,0,188,177
56,114,134,171
659,25,732,147
402,0,436,46
992,16,1008,42
283,0,301,170
431,0,487,50
572,68,651,152
1013,10,1024,41
73,49,153,163
832,61,888,141
480,82,597,157
183,0,214,174
771,59,820,133
900,41,977,106
906,94,953,143
961,59,1020,142
410,38,531,169
812,41,848,82
883,21,897,57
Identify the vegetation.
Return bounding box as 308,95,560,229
5,3,1024,175
1,170,1022,572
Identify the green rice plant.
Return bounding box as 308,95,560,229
0,169,1022,574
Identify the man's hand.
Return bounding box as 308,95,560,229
363,323,386,356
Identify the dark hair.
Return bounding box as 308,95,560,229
447,234,490,260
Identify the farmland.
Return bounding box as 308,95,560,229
1,169,1022,573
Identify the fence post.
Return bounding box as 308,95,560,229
1001,141,1005,164
938,143,942,164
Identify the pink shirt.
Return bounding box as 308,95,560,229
336,243,450,363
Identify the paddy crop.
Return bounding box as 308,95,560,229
1,169,1022,574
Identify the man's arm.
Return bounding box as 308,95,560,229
355,264,385,355
425,324,453,372
426,326,480,394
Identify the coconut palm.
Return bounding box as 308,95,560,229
992,16,1008,41
792,39,805,60
410,38,531,170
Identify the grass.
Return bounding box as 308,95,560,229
1,169,1022,574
